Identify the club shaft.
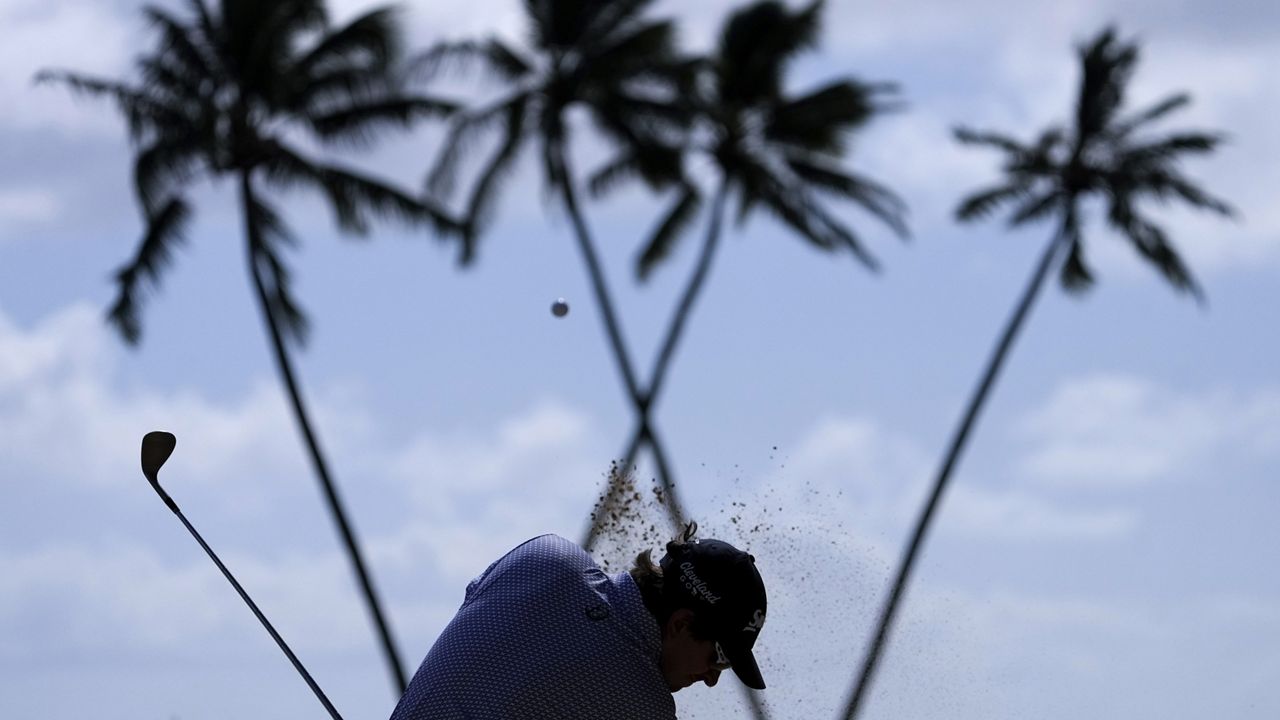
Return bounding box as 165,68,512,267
173,508,345,720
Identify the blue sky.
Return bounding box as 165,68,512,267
1,0,1278,718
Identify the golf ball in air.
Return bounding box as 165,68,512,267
551,298,569,317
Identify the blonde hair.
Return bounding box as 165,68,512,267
628,522,711,638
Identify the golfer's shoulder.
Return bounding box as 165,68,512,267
467,534,594,597
502,533,593,574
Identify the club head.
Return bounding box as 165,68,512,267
141,431,177,485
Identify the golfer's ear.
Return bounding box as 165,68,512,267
666,608,695,636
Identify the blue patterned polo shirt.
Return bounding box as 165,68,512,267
389,534,677,720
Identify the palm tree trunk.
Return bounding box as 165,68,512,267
239,170,408,696
550,147,690,547
645,182,730,414
612,180,768,720
582,180,730,554
840,222,1072,720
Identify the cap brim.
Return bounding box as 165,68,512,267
722,643,765,690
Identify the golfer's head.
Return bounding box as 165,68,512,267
657,528,768,692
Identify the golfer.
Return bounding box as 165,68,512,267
389,522,768,719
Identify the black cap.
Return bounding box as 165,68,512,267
660,538,768,689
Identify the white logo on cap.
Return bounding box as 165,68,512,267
743,609,765,634
678,561,722,604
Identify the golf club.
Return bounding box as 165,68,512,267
140,431,346,720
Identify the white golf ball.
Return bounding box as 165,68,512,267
551,298,569,317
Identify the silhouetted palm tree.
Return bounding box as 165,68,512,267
842,26,1234,720
586,0,908,550
38,0,460,695
413,0,696,536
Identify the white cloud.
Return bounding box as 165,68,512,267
0,304,307,511
857,108,993,232
944,488,1138,540
1017,374,1280,487
0,542,225,658
378,398,607,584
782,416,930,525
761,415,1139,542
0,537,409,666
0,188,59,228
0,0,135,135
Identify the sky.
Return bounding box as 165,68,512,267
1,0,1278,718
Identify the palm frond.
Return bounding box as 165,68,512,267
953,126,1026,156
582,20,675,79
460,99,530,263
34,71,182,140
1009,127,1066,179
262,141,458,235
293,6,400,80
531,0,642,51
242,187,309,343
768,80,893,154
541,130,569,203
137,57,204,109
628,141,687,189
588,93,690,152
246,186,299,249
523,0,560,49
142,5,217,83
1105,200,1202,299
1117,132,1223,167
1107,198,1193,290
107,196,191,344
805,195,881,270
1131,222,1203,300
428,93,531,198
954,182,1030,221
228,0,327,103
587,151,641,199
581,0,657,49
252,242,311,345
718,0,822,105
294,66,389,109
1118,166,1235,217
738,150,882,269
636,183,703,280
759,195,830,251
185,0,218,45
957,125,1066,183
740,164,835,251
134,135,205,214
1075,25,1138,140
728,151,768,226
587,142,683,198
308,96,458,146
1058,235,1095,293
784,156,909,237
1007,189,1066,227
405,37,534,85
1109,92,1190,138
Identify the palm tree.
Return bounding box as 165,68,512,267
38,0,459,695
585,0,908,552
841,26,1234,720
412,0,697,539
